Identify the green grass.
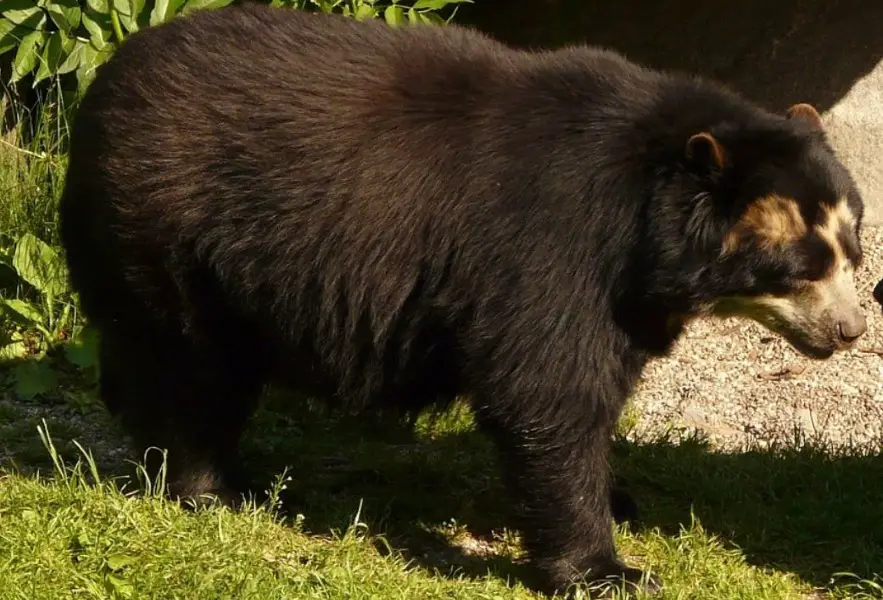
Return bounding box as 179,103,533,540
2,93,883,600
2,370,883,600
0,427,529,600
0,91,69,248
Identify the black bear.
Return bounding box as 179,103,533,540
58,3,867,596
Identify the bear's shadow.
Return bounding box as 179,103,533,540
234,391,883,594
235,392,535,586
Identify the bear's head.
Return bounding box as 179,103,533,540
677,102,866,359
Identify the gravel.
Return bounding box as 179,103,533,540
627,225,883,452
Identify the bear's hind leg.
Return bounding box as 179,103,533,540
97,323,266,507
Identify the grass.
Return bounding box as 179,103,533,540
0,427,527,600
2,389,883,600
0,90,69,248
1,92,883,600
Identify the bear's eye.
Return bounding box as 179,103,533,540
792,234,836,282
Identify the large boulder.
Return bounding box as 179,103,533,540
461,0,883,223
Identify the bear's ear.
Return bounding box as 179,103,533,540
685,131,727,173
785,103,824,131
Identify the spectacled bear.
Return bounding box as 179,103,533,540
58,3,867,596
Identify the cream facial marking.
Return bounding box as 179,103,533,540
815,198,858,271
721,194,807,255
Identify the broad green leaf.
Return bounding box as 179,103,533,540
180,0,232,16
412,0,471,6
134,0,152,29
12,233,68,298
14,360,58,399
88,38,114,65
10,29,46,82
383,5,404,27
0,19,24,56
116,0,147,32
2,4,44,26
353,3,375,20
58,37,86,73
81,10,111,50
64,325,100,369
0,0,39,22
86,0,110,12
111,0,130,16
0,12,46,58
76,54,97,96
112,0,140,32
148,0,167,25
149,0,186,26
150,0,184,27
0,339,28,361
312,0,334,14
416,11,444,25
0,18,13,44
34,29,75,83
0,298,44,326
74,39,112,95
78,40,99,73
0,8,46,60
45,0,81,32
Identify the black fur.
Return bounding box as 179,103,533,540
58,4,862,596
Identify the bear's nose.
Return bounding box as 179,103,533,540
838,314,867,343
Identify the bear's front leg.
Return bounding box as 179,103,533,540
474,395,660,597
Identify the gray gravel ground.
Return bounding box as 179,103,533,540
627,225,883,451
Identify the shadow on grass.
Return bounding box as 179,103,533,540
2,360,882,594
233,392,883,594
236,392,533,586
616,433,883,590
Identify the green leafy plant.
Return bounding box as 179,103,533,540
282,0,471,26
0,232,100,400
0,232,71,347
1,0,471,97
0,233,69,398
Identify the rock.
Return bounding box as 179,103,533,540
461,0,883,223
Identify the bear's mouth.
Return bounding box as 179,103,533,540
711,296,842,360
776,330,836,360
751,312,842,360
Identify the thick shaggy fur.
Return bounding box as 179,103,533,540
59,4,866,596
